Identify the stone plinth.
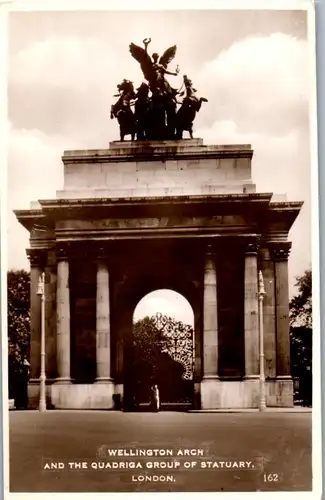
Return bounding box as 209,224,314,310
200,379,293,409
51,382,115,409
57,140,255,199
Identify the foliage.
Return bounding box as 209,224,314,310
133,313,194,380
7,270,30,383
289,269,312,328
132,313,194,403
132,315,169,382
290,326,312,376
289,269,312,401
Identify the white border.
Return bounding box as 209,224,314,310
0,0,315,12
0,3,9,500
1,1,321,499
309,4,322,498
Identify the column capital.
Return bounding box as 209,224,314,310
204,244,216,275
244,236,261,255
268,241,292,261
205,241,217,257
95,246,109,263
55,245,70,262
26,249,46,268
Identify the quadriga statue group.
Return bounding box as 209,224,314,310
110,38,208,141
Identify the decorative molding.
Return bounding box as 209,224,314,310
26,249,46,268
268,241,292,261
95,246,110,263
55,245,71,261
244,235,261,255
205,242,216,257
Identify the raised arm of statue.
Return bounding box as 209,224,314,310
163,64,180,77
142,38,151,53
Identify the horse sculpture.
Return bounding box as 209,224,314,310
110,79,136,141
175,75,208,139
134,82,150,140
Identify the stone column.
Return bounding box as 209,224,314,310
56,251,71,383
202,244,219,378
269,242,292,377
244,240,259,377
259,248,276,378
95,260,112,382
26,250,45,407
44,251,57,380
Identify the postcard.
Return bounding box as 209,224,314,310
2,1,321,498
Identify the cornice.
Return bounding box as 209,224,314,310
62,144,254,165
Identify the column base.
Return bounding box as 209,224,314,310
95,377,113,384
54,377,72,385
51,381,115,409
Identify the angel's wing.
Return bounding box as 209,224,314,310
159,45,177,69
129,43,153,81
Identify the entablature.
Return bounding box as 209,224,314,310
15,194,303,246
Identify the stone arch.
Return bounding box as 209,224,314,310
112,262,202,410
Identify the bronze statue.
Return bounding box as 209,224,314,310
175,75,208,139
110,79,136,141
129,38,179,100
110,39,207,141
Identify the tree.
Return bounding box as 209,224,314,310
131,313,194,405
132,315,169,383
290,269,312,328
289,269,312,405
7,270,30,398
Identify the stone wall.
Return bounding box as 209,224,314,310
57,140,255,199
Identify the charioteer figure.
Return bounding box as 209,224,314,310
175,75,208,139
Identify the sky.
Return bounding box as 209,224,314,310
7,9,313,321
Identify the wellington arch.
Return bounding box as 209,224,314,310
15,138,302,410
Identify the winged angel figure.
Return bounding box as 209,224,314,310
129,38,180,99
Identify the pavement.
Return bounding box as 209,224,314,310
189,406,312,413
9,410,312,493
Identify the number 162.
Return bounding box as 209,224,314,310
264,473,279,482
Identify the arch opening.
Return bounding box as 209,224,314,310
127,289,195,410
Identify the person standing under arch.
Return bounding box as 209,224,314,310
150,383,160,412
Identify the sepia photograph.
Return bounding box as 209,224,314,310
3,2,320,496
